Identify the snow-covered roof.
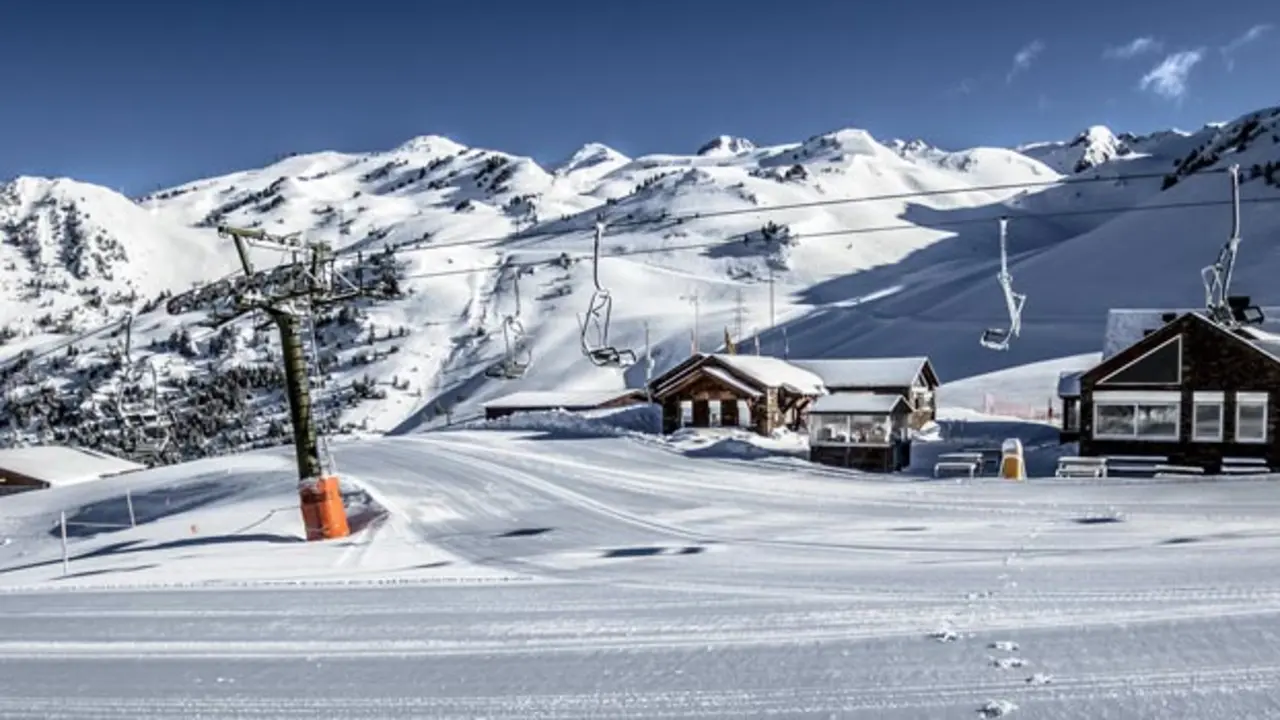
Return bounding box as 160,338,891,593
809,393,906,414
1102,308,1195,359
1233,326,1280,362
484,390,643,409
789,357,931,388
701,367,763,398
1057,370,1083,398
709,354,826,395
0,445,145,488
1103,308,1280,363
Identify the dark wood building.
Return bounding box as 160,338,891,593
807,392,914,471
1061,310,1280,472
648,353,825,435
791,357,940,429
482,389,648,421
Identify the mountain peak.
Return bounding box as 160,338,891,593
391,134,468,156
695,135,756,156
553,142,629,175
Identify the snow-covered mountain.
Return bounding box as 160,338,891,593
2,105,1279,466
1017,125,1206,176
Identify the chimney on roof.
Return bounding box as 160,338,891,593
1160,312,1177,323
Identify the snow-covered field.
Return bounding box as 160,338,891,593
5,404,1280,718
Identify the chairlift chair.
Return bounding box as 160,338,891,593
979,217,1026,352
482,267,536,379
579,219,638,368
114,361,174,460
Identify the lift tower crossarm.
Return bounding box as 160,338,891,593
215,227,363,541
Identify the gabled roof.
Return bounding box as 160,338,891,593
710,354,826,395
484,389,644,409
809,392,908,414
651,353,826,397
1085,311,1280,385
1103,306,1280,359
0,445,144,487
789,357,936,388
1233,326,1280,362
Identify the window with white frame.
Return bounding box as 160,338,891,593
1092,391,1181,441
910,386,933,411
808,414,892,445
1192,392,1224,442
1235,392,1269,443
809,414,850,444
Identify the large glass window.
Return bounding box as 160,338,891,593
850,415,891,444
1236,392,1269,443
809,414,892,445
1093,396,1180,441
810,414,849,444
1192,399,1223,442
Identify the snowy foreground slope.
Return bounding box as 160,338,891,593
2,106,1279,459
4,417,1280,718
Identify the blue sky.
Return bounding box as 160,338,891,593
0,0,1273,195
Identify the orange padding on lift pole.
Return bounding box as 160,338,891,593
299,475,351,541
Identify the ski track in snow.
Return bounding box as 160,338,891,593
6,431,1280,717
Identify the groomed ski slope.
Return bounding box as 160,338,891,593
4,399,1280,717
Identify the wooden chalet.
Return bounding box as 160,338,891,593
648,354,825,435
790,357,940,429
1057,307,1280,474
790,357,937,471
806,392,914,472
482,389,648,421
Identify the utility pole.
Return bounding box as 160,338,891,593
643,321,654,402
203,225,365,542
767,265,775,330
732,289,745,343
681,291,700,355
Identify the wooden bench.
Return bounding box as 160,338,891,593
934,452,983,478
1102,455,1169,478
962,447,1003,475
1055,456,1107,478
1221,457,1271,475
1153,464,1205,477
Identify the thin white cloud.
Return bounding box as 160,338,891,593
1138,49,1204,101
945,78,976,97
1221,24,1272,70
1006,40,1045,84
1103,36,1163,59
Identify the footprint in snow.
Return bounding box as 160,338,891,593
1025,673,1053,685
990,656,1027,669
978,699,1017,717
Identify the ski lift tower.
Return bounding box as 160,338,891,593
210,225,363,541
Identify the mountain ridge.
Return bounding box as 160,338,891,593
1,104,1278,466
